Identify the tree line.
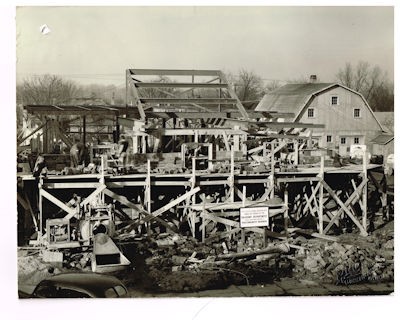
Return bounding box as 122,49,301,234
17,61,394,112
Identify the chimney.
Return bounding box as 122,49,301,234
309,75,317,83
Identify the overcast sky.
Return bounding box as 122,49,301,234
16,6,394,86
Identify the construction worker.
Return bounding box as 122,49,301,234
70,141,87,168
32,154,47,178
117,134,129,167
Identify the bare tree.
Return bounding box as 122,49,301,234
17,74,80,105
265,80,282,92
336,61,393,110
229,69,267,102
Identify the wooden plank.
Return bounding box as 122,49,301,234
248,145,264,154
141,187,200,222
147,128,247,136
277,177,320,183
190,200,285,211
215,243,289,260
321,179,368,236
79,184,107,208
245,133,311,140
17,122,46,145
106,181,147,188
17,193,29,210
103,189,178,233
255,122,325,129
204,227,242,243
40,189,77,219
201,212,239,228
301,182,321,217
294,229,338,242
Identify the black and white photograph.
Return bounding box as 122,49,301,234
6,2,397,316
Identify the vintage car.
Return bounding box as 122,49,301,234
22,273,128,298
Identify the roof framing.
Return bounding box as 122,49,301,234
126,68,250,120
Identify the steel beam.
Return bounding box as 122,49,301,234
140,98,237,104
135,82,228,88
128,69,221,76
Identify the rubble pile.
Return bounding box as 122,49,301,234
290,223,394,285
120,233,292,293
18,251,64,285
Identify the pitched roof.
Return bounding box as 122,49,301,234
255,83,335,114
370,134,394,145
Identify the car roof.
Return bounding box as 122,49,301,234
42,273,125,297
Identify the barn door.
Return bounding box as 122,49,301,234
339,136,348,156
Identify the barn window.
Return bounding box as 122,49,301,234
354,137,359,144
354,108,360,118
327,135,332,143
307,108,314,118
340,137,346,145
331,96,339,105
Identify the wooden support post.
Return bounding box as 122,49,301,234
233,126,240,151
201,207,206,243
294,140,299,166
230,149,235,202
191,157,196,238
83,116,86,145
318,153,325,234
270,141,275,198
284,187,289,237
146,159,151,235
308,129,313,149
222,131,231,151
38,181,43,236
208,143,213,171
262,142,267,157
146,159,151,213
115,116,120,142
362,150,368,231
242,133,248,156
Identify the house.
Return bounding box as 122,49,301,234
255,78,385,156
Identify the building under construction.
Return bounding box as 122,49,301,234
17,69,393,294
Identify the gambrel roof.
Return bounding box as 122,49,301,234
255,83,384,131
256,83,334,114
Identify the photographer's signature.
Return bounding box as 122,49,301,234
336,263,381,285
